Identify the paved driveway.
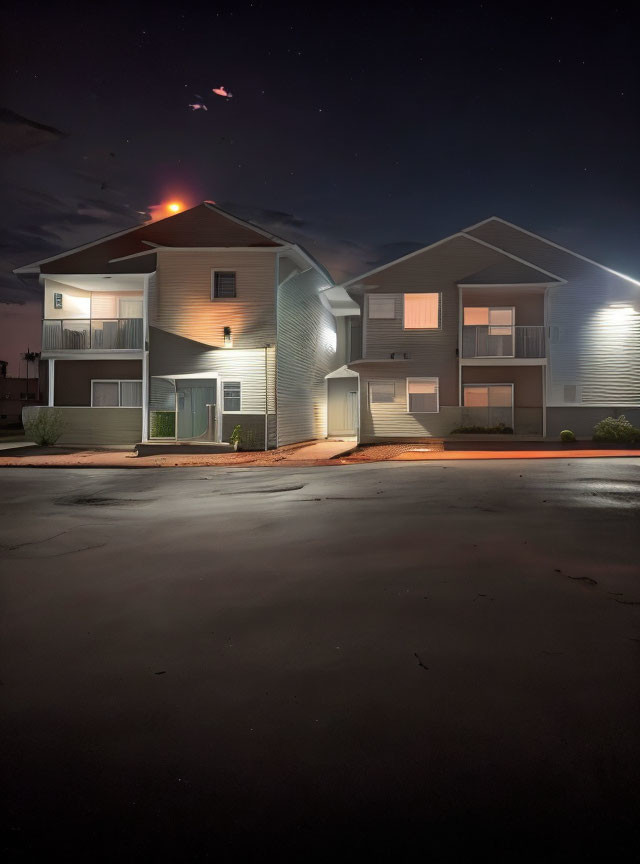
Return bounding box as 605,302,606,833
1,460,639,861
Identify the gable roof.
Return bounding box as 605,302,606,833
463,216,640,287
14,201,286,276
337,229,564,290
457,258,560,285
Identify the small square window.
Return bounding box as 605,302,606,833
223,381,241,412
53,292,63,309
368,296,396,319
369,381,395,404
212,271,237,299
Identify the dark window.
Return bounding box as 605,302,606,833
223,381,241,412
212,271,236,299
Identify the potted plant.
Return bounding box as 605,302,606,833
230,424,243,451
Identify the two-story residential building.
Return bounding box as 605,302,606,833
331,217,639,441
15,202,358,448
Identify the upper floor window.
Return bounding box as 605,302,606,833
212,271,237,299
404,293,439,329
463,306,513,335
53,292,63,309
368,296,396,319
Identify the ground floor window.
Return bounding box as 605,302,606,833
222,381,241,412
368,381,395,404
406,378,439,413
91,379,142,407
463,384,513,428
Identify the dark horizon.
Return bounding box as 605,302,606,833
1,0,639,373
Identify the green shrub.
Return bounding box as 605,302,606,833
23,408,66,445
230,424,243,446
560,429,576,443
450,423,514,434
592,415,640,443
150,411,175,438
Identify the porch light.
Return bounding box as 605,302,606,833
223,326,232,347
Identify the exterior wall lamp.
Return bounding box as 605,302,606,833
223,326,232,347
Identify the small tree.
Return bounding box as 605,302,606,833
22,348,41,399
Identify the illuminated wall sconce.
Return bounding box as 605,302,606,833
223,326,232,347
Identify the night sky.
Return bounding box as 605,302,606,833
1,1,638,374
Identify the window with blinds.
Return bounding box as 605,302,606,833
91,380,142,407
404,293,440,329
223,381,241,412
368,296,396,319
368,381,395,403
406,378,439,413
212,271,237,299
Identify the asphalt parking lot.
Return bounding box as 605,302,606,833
1,459,639,861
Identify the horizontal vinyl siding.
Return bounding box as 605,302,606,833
276,268,343,445
359,235,518,405
151,250,277,349
149,327,275,415
24,406,141,445
546,407,640,438
466,221,640,405
356,365,457,440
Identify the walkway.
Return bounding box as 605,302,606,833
392,448,640,460
280,439,358,461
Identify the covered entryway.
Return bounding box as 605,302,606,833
326,367,359,437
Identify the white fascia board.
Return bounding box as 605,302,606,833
109,246,283,263
463,216,640,287
457,281,562,289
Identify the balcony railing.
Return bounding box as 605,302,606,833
43,318,143,351
462,325,546,359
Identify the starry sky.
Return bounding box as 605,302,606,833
1,0,638,374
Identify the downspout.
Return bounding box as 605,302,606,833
264,344,269,451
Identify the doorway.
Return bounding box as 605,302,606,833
176,380,217,440
327,377,358,436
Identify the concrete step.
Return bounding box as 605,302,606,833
136,442,233,455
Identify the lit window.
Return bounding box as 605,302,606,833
91,380,142,407
368,296,396,319
404,293,439,329
223,381,241,412
463,306,513,335
212,271,237,299
407,378,439,413
463,385,512,408
369,381,395,404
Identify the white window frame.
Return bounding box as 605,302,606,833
90,379,143,407
368,381,396,405
402,292,441,330
211,270,238,300
221,380,242,413
368,295,396,319
406,377,439,413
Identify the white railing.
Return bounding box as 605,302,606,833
42,318,143,350
462,325,546,358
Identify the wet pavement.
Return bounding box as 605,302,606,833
1,459,639,861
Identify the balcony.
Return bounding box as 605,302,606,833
43,318,143,351
462,325,546,359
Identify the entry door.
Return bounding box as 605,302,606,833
176,381,216,439
327,378,358,436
